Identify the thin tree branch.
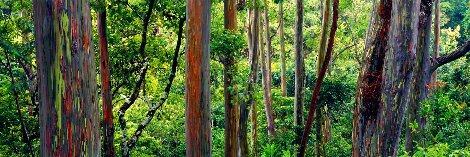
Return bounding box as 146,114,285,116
118,61,148,156
6,53,34,157
137,0,156,58
331,44,356,62
269,21,281,41
118,0,156,156
112,81,126,98
341,15,360,65
430,40,470,72
127,17,184,150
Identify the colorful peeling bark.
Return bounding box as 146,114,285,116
223,0,239,156
297,0,338,156
293,0,305,145
97,0,115,156
352,0,392,156
379,0,420,156
32,0,100,156
185,0,212,156
406,0,433,153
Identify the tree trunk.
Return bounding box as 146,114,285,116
431,0,440,84
239,1,260,156
33,0,101,155
379,0,420,156
351,0,392,156
185,0,212,156
318,0,330,73
247,6,253,62
294,0,305,145
405,0,433,154
279,1,287,97
315,0,331,155
262,0,276,136
251,99,258,157
97,0,115,156
224,0,239,156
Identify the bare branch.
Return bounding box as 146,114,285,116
430,40,470,72
127,17,184,150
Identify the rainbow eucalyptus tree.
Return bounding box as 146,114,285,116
185,0,212,156
32,0,100,155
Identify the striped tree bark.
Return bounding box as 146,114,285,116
185,0,212,156
32,0,100,155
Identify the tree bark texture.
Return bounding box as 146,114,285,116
185,0,212,156
406,0,433,154
33,0,101,155
379,0,420,156
97,0,115,156
294,0,305,145
224,0,239,156
352,0,392,156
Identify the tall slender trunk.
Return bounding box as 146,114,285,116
318,0,331,72
351,0,392,156
97,1,115,156
293,0,305,145
261,0,276,136
239,1,260,156
223,0,239,157
315,0,331,155
379,0,420,156
405,0,433,154
247,7,253,62
185,0,212,156
279,1,287,97
33,0,101,155
224,0,239,156
431,0,440,84
251,99,258,157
